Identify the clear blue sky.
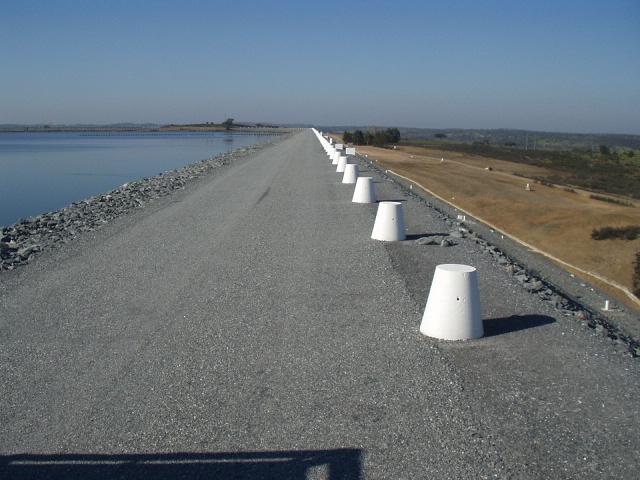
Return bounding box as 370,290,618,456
1,0,638,133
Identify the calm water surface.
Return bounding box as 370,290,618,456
0,132,275,227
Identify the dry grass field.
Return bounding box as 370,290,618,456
333,136,640,310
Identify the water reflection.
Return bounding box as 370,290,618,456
0,132,275,227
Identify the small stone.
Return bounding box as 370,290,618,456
449,231,464,239
415,236,441,246
515,273,528,283
529,280,543,292
440,239,456,247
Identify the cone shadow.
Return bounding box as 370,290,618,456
483,315,555,337
405,233,433,240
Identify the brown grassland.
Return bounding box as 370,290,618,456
332,135,640,310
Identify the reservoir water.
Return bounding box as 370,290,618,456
0,131,276,228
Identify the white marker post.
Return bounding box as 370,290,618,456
342,164,359,184
336,156,348,173
352,177,377,203
371,202,406,241
420,264,483,340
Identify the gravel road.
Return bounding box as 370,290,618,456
1,130,638,479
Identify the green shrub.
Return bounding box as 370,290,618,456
634,251,640,298
591,225,640,240
590,194,634,207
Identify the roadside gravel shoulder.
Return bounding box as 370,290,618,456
358,155,640,351
353,153,640,478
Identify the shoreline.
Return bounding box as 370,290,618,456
0,136,286,273
0,127,293,134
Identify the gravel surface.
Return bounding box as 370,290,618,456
1,130,639,479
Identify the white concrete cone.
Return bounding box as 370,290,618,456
336,156,348,173
331,152,340,165
371,202,406,241
352,177,377,203
342,164,359,184
420,264,483,340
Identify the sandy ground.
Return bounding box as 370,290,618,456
333,136,640,309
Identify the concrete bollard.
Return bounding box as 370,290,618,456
346,147,356,155
342,164,359,184
352,177,377,203
336,156,348,173
371,202,406,241
419,264,483,340
332,152,340,165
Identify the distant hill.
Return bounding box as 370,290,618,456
321,126,640,151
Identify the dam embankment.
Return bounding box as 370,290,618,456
1,130,638,478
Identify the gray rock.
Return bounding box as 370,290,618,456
415,236,442,246
515,273,528,283
528,280,543,292
575,310,589,321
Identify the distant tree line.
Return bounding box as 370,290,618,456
343,128,400,147
589,194,634,207
635,252,640,298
